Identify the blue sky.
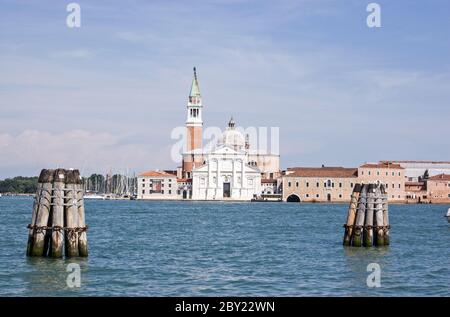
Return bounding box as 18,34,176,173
1,0,449,177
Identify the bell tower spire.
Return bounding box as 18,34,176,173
187,67,202,125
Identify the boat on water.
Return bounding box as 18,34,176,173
446,208,450,223
83,194,105,200
251,194,282,202
83,193,134,200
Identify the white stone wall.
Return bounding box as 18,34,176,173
137,176,178,200
192,146,261,200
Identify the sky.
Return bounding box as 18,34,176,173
0,0,449,178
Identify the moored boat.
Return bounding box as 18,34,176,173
251,194,282,202
83,193,105,200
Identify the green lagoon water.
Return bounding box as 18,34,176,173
0,196,449,296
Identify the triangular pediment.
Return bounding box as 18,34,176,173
211,144,244,155
192,164,208,172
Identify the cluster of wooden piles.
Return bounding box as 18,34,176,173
343,183,390,247
27,169,88,257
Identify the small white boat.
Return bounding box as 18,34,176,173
446,208,450,223
83,194,105,200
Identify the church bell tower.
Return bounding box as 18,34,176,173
182,67,204,179
186,67,203,152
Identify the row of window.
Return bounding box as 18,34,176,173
431,194,450,198
287,181,355,188
142,183,172,188
301,193,346,199
287,181,402,189
190,108,200,118
199,177,254,186
141,190,173,195
361,170,401,177
295,193,403,199
141,178,173,182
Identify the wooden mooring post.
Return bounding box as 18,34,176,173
29,170,53,256
27,169,88,257
77,180,88,257
374,185,385,246
343,182,390,247
343,183,361,246
51,169,65,257
382,185,390,245
363,184,375,247
64,171,80,257
352,184,368,247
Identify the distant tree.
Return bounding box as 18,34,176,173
83,174,106,193
0,176,38,193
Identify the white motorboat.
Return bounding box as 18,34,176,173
446,208,450,223
83,194,105,200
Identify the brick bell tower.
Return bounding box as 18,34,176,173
182,67,203,178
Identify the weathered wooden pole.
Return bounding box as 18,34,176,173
30,169,54,256
50,169,65,258
43,206,53,256
363,184,375,247
27,168,89,257
381,185,390,245
352,184,368,247
64,170,80,257
27,182,43,256
76,177,88,257
343,183,361,246
374,185,385,246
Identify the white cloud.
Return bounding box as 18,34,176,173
0,130,173,177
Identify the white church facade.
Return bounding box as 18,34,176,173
191,119,262,200
138,68,280,201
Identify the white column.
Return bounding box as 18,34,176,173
232,159,237,188
206,159,210,198
241,159,245,194
216,159,220,188
216,159,221,198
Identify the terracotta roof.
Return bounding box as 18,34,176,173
427,174,450,181
163,170,178,176
139,170,176,177
177,178,192,183
381,160,450,164
405,181,425,186
285,167,358,178
360,162,403,169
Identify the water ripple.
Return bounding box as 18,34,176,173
0,197,449,296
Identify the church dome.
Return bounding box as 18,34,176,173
218,117,245,151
